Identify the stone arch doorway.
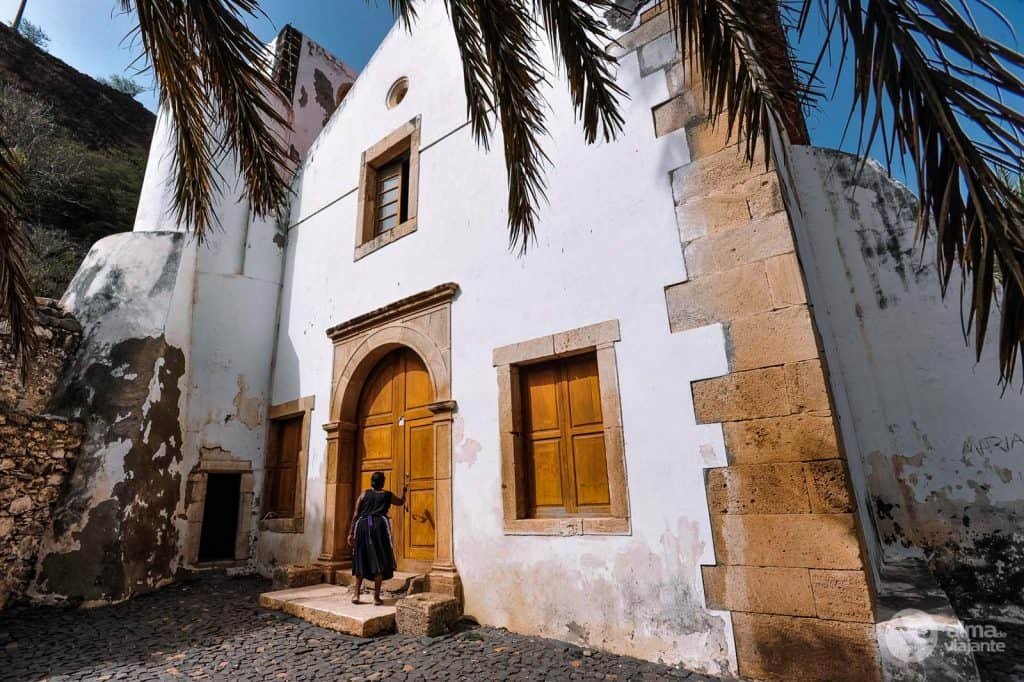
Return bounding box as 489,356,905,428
355,347,436,572
318,283,460,599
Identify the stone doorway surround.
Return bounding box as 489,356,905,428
184,454,255,566
318,283,461,601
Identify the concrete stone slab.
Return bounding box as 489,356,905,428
260,584,396,637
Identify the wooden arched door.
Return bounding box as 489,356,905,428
355,348,436,571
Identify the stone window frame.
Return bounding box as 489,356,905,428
259,396,315,533
353,116,421,261
493,320,631,536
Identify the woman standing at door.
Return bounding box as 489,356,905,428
348,471,407,605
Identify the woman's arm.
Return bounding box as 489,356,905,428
390,484,409,506
346,491,365,547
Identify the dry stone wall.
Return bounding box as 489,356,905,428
0,299,81,413
0,300,83,607
0,412,83,607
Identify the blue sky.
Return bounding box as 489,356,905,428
0,0,397,111
1,0,1021,178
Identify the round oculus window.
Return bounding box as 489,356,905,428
386,77,409,109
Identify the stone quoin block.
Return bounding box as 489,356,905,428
691,366,792,423
702,565,816,617
396,592,461,637
786,359,831,412
637,31,680,76
710,513,864,569
809,569,874,623
723,413,839,464
706,463,812,515
731,612,881,681
688,211,794,275
729,305,820,372
804,459,855,514
765,252,807,308
685,119,744,161
653,94,704,138
675,194,753,242
745,173,786,219
666,262,773,332
671,143,769,205
605,9,672,57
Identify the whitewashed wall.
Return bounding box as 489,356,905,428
128,31,360,568
786,146,1024,614
260,3,734,673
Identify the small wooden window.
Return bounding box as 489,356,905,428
264,415,303,518
374,154,410,235
354,118,421,259
520,352,611,518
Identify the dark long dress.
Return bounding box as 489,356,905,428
352,489,397,580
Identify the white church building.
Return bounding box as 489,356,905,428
27,3,1024,680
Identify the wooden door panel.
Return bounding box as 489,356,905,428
527,438,564,509
407,422,434,481
571,433,610,506
362,364,396,417
360,424,393,461
404,358,433,408
523,365,560,431
566,355,602,427
405,489,435,560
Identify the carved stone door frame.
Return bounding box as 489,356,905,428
318,283,461,600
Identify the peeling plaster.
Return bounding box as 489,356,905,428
232,375,264,429
39,335,186,603
313,68,338,126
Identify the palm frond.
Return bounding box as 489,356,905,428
804,0,1024,384
124,0,292,238
439,0,628,251
0,139,37,378
473,0,551,251
669,0,812,164
535,0,627,143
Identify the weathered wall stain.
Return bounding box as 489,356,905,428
452,416,480,468
788,147,1024,626
464,519,731,675
313,68,337,126
867,446,1024,612
232,375,264,429
39,335,186,602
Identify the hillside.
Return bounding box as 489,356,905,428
0,24,155,298
0,24,154,150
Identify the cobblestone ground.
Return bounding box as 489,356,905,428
0,575,720,681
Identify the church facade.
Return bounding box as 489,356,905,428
19,3,1024,680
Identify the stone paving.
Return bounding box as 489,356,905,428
0,575,719,681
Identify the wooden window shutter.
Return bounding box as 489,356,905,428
520,352,610,518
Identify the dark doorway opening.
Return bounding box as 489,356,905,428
198,473,241,562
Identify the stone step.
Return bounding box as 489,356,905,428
259,584,396,637
332,570,424,595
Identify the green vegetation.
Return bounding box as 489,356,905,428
17,20,48,49
0,85,146,297
100,74,146,98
